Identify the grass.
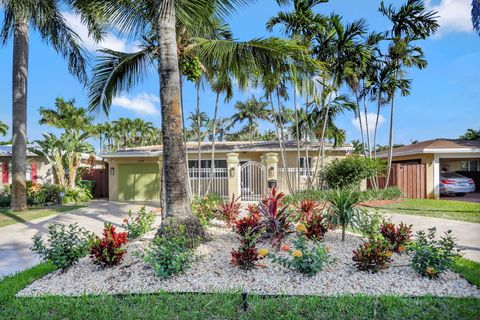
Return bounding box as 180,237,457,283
0,205,85,228
1,262,479,320
451,257,480,287
374,198,480,223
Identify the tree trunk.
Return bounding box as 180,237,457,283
354,91,366,157
11,19,29,211
155,0,201,232
384,90,396,188
196,82,202,195
206,92,220,194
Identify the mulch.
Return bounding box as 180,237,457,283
359,199,403,208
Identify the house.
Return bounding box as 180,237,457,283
101,141,353,202
376,139,480,199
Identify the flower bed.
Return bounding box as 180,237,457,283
18,220,480,297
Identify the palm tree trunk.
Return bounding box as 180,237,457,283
385,90,396,188
354,91,366,157
363,91,372,158
155,0,197,226
11,18,29,211
206,92,219,194
293,88,301,193
372,90,383,190
196,82,202,196
179,76,192,199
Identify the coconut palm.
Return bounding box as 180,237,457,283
39,97,93,133
0,121,8,136
474,0,480,35
1,0,102,210
460,128,480,140
230,96,270,142
379,0,438,186
87,0,315,232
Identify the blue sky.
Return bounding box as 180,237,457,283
0,0,478,150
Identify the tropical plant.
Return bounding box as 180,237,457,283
459,128,480,140
409,228,458,278
0,121,8,136
217,194,241,228
190,194,222,227
352,235,393,273
39,97,93,133
31,223,94,269
270,235,330,276
90,223,128,267
323,156,384,189
473,0,480,35
258,188,291,247
1,0,102,211
380,222,412,253
296,199,330,240
354,209,385,238
379,0,439,186
230,96,270,142
328,188,362,241
231,212,265,270
122,206,157,239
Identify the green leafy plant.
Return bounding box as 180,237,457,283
31,223,93,269
352,236,393,273
143,220,194,278
359,187,402,202
122,206,156,239
26,181,48,206
323,156,384,189
271,236,330,276
409,228,459,278
283,189,329,205
90,223,128,267
217,194,241,228
380,222,412,253
328,188,362,241
63,186,92,204
354,209,384,237
191,193,222,227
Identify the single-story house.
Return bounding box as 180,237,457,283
101,141,353,202
376,139,480,199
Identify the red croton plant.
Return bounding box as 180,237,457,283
231,212,264,270
380,222,413,253
90,223,128,267
297,199,331,241
217,194,241,228
258,188,291,247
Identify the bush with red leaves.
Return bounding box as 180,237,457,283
231,212,264,270
90,223,128,267
380,222,412,253
217,195,241,227
258,188,291,247
296,199,331,240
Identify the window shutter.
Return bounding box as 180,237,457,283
1,161,8,184
31,162,38,182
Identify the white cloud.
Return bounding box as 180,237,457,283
112,92,161,115
426,0,473,35
63,12,139,52
351,112,385,132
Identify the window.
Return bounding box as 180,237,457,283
298,157,313,177
188,160,227,178
461,160,479,172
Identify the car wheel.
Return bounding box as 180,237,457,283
455,193,466,197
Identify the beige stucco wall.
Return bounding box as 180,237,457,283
0,156,53,187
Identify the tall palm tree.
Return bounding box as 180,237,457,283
1,0,102,210
0,121,8,136
39,97,93,133
379,0,438,186
230,96,270,142
460,128,480,140
88,0,315,232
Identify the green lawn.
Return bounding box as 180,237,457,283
1,263,479,320
451,257,480,287
0,205,85,228
374,198,480,223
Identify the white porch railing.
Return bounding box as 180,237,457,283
277,168,314,194
188,168,228,198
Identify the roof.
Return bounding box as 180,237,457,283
376,139,480,158
101,140,353,158
0,145,39,157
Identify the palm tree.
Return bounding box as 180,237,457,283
1,0,102,210
0,121,8,136
379,0,438,187
474,0,480,35
230,96,270,142
39,97,93,133
88,0,315,232
460,129,480,140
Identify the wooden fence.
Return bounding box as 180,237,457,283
369,163,426,199
82,167,109,198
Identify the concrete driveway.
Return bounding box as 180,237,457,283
385,213,480,262
0,200,161,279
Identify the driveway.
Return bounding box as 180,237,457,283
0,200,161,279
385,213,480,262
441,192,480,203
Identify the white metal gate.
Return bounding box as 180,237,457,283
240,161,266,201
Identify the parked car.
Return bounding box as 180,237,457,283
440,172,476,196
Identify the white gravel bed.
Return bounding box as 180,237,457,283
18,221,480,297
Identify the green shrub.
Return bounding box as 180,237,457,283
270,236,330,276
63,187,92,204
409,228,459,278
143,220,194,278
323,156,384,189
190,194,222,226
352,235,393,273
122,206,156,239
359,187,402,202
283,189,328,205
354,209,385,238
328,188,362,241
26,181,48,206
0,188,10,207
31,223,93,269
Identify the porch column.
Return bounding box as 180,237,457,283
227,153,240,200
433,155,440,199
265,152,278,188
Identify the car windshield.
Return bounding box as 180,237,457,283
441,172,466,179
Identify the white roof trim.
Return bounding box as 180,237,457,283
377,148,480,158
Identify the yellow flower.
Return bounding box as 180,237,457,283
384,251,393,258
295,223,307,234
292,250,303,258
426,267,437,276
258,248,269,257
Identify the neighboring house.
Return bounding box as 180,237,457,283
376,139,480,199
0,145,53,187
0,145,105,192
101,141,353,202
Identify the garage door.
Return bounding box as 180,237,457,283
118,164,160,201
